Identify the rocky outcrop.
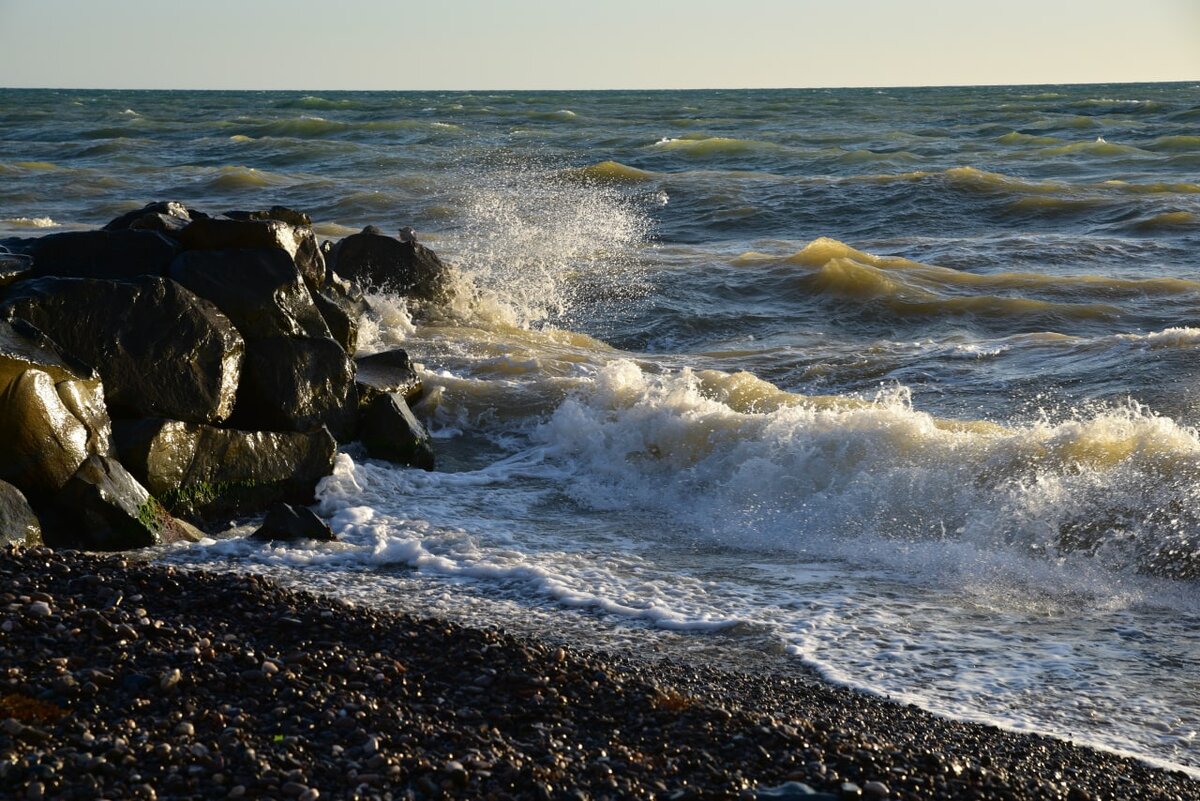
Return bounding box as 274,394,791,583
169,249,356,438
360,392,435,470
0,480,41,546
249,502,337,543
0,320,111,497
45,455,197,551
1,277,244,424
20,229,180,280
328,226,448,300
113,419,337,520
179,216,325,295
0,203,445,553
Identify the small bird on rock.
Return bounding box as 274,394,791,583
398,226,417,244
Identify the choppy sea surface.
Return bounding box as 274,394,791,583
3,83,1199,773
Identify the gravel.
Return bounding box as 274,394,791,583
0,545,1195,800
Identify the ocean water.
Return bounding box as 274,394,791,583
2,84,1199,773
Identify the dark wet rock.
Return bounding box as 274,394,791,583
328,227,448,300
169,249,356,436
23,229,180,280
102,201,202,237
179,217,325,295
755,782,839,800
236,336,357,440
168,248,330,340
45,454,196,550
249,503,336,543
355,348,421,405
1,277,244,424
113,419,337,519
313,276,366,355
0,251,34,288
359,392,434,470
0,319,111,497
225,206,312,228
0,480,41,546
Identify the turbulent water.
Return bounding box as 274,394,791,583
3,83,1200,773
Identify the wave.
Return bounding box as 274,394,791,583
202,165,291,191
652,135,777,156
1,216,58,228
537,360,1200,580
1133,211,1198,232
996,131,1061,145
1146,135,1200,153
736,238,1195,319
567,160,657,183
277,95,363,110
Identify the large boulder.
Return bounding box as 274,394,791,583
23,229,180,280
179,216,325,295
360,392,435,470
113,419,337,520
0,320,111,497
249,503,336,543
238,336,357,438
0,480,41,546
44,454,196,551
169,249,356,438
328,226,448,300
355,348,422,404
1,276,244,424
169,248,330,339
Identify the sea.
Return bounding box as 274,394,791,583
2,83,1199,775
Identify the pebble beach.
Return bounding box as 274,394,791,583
2,546,1196,801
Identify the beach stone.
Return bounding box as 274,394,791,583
355,348,422,405
23,229,180,280
102,201,204,232
755,782,838,800
249,503,336,543
0,319,112,497
46,454,196,551
862,781,889,798
328,227,448,301
0,480,42,546
1,276,244,424
359,392,434,470
179,217,325,295
113,418,337,519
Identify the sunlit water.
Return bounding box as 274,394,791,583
3,84,1199,773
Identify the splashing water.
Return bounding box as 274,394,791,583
436,156,656,330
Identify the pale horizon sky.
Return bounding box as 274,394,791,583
0,0,1197,91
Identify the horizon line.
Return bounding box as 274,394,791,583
1,78,1196,93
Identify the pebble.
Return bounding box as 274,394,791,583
863,780,890,797
26,601,51,618
173,721,194,737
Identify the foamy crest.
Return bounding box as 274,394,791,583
354,292,417,356
535,360,1200,580
436,157,654,330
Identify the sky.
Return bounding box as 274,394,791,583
0,0,1197,90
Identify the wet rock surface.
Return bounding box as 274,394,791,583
360,392,435,470
328,227,448,300
113,419,337,520
0,320,112,497
45,455,196,551
1,276,244,424
0,547,1195,801
0,481,40,546
249,503,337,542
20,229,181,280
355,348,423,404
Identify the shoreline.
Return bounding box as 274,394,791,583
2,546,1195,800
